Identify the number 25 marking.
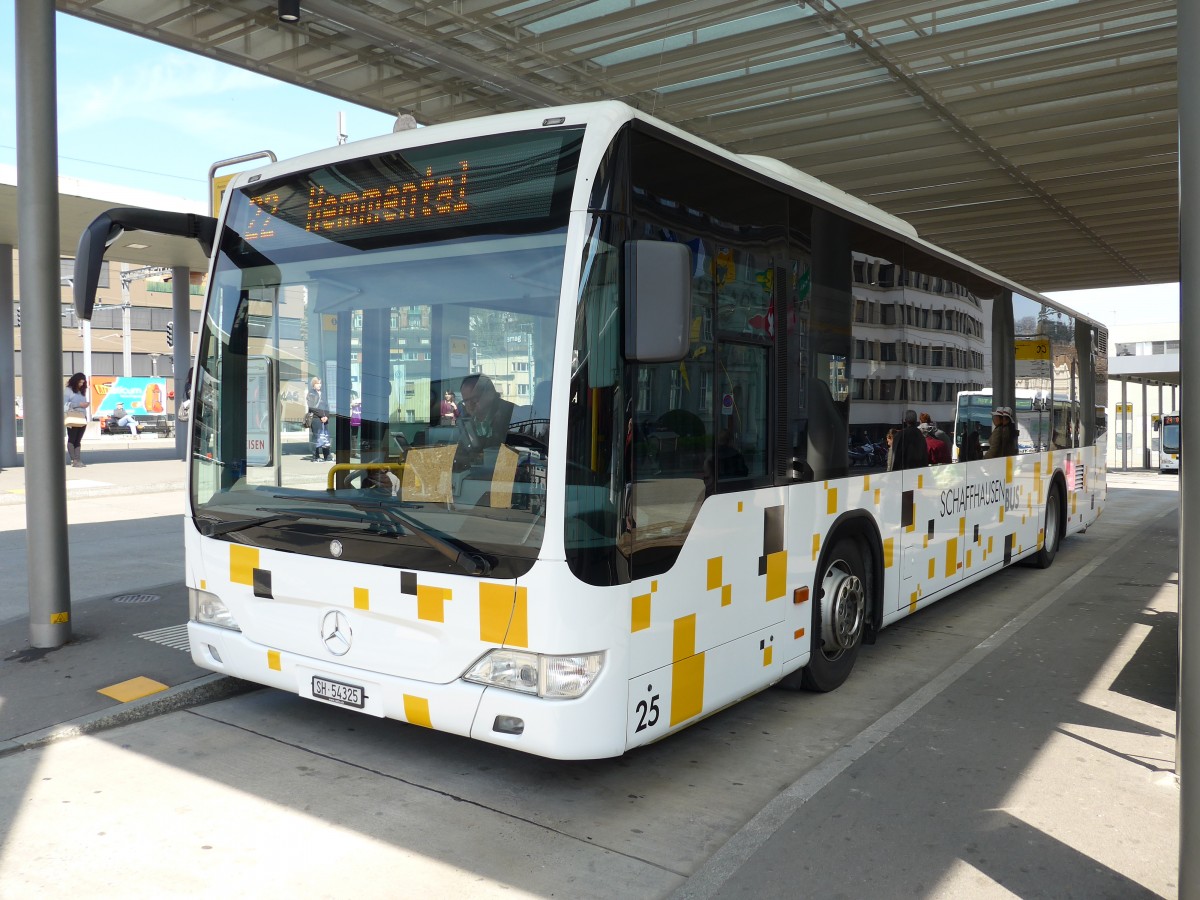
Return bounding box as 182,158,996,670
635,694,661,732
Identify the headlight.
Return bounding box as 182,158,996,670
189,587,241,631
464,649,603,699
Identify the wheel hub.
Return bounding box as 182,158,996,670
820,562,865,652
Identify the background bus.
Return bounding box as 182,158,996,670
953,389,1078,459
74,101,1108,760
1160,412,1180,473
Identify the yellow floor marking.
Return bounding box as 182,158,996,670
98,676,169,703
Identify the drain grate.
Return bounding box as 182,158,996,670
134,623,191,651
112,592,161,604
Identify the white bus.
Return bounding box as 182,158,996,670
74,102,1108,760
953,389,1082,459
1160,413,1180,473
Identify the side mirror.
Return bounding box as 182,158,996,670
623,240,691,363
73,207,217,321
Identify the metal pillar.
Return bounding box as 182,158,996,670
121,292,132,377
1143,381,1150,469
1121,379,1129,470
172,267,191,459
0,246,16,468
82,318,92,385
1179,0,1199,891
16,0,70,647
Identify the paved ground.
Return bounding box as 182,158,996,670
0,444,1183,897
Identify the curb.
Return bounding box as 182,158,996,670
0,674,256,756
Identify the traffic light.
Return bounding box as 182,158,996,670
13,305,18,328
166,321,173,348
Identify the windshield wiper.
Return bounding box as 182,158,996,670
194,512,298,537
194,506,390,538
273,494,493,576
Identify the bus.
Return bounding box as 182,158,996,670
72,101,1108,760
1160,413,1180,473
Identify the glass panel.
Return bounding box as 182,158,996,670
190,128,580,578
1013,293,1078,450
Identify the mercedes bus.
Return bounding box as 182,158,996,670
73,101,1108,759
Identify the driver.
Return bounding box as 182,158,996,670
458,373,515,451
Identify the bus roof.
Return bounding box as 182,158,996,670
224,100,1104,334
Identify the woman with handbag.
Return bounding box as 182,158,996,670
305,376,330,462
64,372,90,468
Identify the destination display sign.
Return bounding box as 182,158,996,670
224,127,583,250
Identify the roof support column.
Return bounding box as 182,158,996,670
172,267,191,459
1143,381,1150,469
1179,0,1199,892
1120,379,1129,470
0,245,16,468
16,0,70,647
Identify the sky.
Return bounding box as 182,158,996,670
0,2,1179,329
0,1,397,202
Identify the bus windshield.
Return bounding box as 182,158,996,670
1162,415,1180,455
189,127,583,578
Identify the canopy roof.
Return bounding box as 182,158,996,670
59,0,1177,293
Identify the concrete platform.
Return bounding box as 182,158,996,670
0,456,1182,897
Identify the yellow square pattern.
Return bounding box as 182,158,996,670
354,587,369,610
403,694,432,728
707,557,723,591
229,545,259,586
480,583,519,645
631,593,652,632
945,538,959,577
673,614,697,662
416,584,452,622
766,551,787,602
670,653,705,726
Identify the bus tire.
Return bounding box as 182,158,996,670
1033,481,1063,569
797,537,868,692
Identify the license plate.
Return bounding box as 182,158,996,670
311,675,365,709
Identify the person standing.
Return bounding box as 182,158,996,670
64,373,90,468
918,412,952,448
891,409,930,471
920,421,951,464
306,376,330,462
962,427,984,461
985,406,1019,458
440,390,460,426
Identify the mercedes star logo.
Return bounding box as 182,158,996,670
320,610,353,656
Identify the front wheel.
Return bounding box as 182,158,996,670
783,537,869,692
1033,481,1063,569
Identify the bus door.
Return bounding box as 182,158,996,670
898,464,965,612
962,455,1010,581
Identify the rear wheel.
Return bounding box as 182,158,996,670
788,538,868,692
1033,481,1062,569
